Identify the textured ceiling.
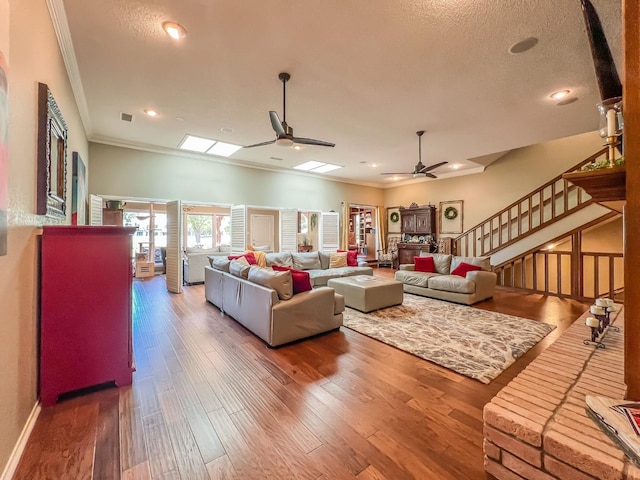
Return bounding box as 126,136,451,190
58,0,622,187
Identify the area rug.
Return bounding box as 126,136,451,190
342,294,556,384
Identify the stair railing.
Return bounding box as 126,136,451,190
492,211,621,300
454,147,608,258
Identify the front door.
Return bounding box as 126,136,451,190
250,214,274,251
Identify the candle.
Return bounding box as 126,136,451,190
607,305,618,313
586,317,600,328
590,305,605,315
607,109,617,137
596,298,608,307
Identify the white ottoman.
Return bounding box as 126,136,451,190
327,276,403,313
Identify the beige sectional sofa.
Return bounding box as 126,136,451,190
395,253,497,305
264,251,374,286
204,262,345,347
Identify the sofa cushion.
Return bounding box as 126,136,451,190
414,256,436,273
291,252,321,270
319,251,331,270
451,262,482,277
338,249,358,267
210,257,231,272
228,252,257,265
394,270,436,288
265,252,294,267
419,252,452,274
248,266,293,300
271,265,313,294
229,258,251,278
329,252,348,268
428,274,476,294
450,255,491,272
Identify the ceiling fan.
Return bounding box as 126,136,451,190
381,131,447,178
244,72,335,149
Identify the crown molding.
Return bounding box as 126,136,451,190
46,0,93,137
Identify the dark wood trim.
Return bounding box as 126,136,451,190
624,0,640,398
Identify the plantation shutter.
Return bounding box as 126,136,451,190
166,200,182,293
319,211,339,251
230,205,246,254
279,209,298,253
89,194,103,225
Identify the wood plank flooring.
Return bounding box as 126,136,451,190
14,269,591,479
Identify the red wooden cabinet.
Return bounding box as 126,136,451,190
40,226,136,406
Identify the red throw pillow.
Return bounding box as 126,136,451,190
414,256,436,273
451,262,482,277
228,252,257,265
338,249,358,267
271,265,312,294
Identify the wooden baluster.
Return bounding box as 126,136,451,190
609,256,615,299
594,255,600,298
533,252,538,292
544,252,549,294
557,254,562,296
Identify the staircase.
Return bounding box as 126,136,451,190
452,147,623,300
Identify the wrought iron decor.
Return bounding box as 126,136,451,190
37,82,68,218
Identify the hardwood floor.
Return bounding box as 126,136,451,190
14,269,591,479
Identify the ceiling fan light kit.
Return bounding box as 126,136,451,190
244,72,335,149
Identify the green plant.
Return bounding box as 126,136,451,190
580,156,625,171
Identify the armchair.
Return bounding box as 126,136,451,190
378,234,401,269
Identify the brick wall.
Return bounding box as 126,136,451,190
484,306,640,479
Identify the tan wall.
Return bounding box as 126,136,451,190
0,0,88,471
89,143,384,213
383,131,604,237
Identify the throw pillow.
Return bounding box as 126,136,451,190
329,252,348,268
229,258,250,278
210,257,231,272
249,250,267,268
292,252,321,270
248,266,293,300
414,256,436,273
451,262,482,277
338,249,358,267
271,265,313,294
228,252,257,265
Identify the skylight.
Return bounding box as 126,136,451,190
207,141,243,157
293,161,342,174
179,135,215,153
178,135,242,157
294,161,325,171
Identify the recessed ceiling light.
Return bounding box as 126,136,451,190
508,37,538,54
178,135,216,153
163,22,186,40
370,163,378,168
293,145,302,151
311,163,341,174
220,127,234,134
450,164,461,170
550,90,571,100
294,161,325,171
144,108,158,117
207,141,242,157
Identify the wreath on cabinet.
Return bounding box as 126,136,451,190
444,206,458,220
390,211,400,223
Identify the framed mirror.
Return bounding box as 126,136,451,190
37,82,68,218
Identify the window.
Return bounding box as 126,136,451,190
185,213,230,248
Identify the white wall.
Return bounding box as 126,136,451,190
89,142,385,212
0,0,88,472
383,131,604,236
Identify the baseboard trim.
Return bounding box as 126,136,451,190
0,401,40,480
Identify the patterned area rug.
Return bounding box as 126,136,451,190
342,294,556,384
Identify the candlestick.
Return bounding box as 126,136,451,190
606,109,616,137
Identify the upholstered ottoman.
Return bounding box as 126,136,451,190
327,276,403,313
